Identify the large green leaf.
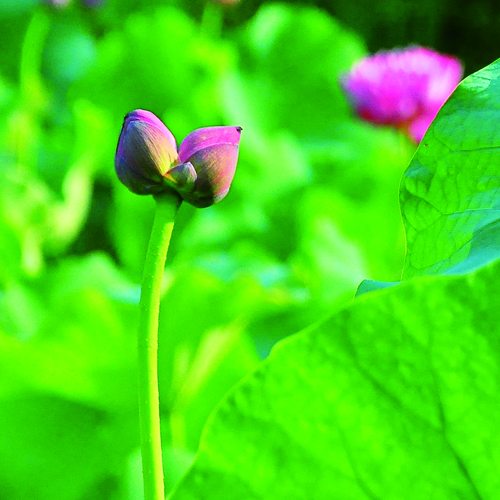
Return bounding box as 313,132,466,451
401,58,500,279
170,257,500,500
169,56,500,497
357,58,500,297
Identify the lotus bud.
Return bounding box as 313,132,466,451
115,110,242,206
115,110,179,195
167,126,242,208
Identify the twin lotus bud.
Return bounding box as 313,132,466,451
115,110,242,208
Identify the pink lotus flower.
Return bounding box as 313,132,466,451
341,46,463,142
115,110,241,208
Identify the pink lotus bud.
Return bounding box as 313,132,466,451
115,110,241,207
115,110,179,195
341,46,463,142
165,126,242,208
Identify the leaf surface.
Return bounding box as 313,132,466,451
170,55,500,499
170,258,500,500
401,58,500,278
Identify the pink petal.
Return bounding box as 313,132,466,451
178,126,242,163
407,112,437,143
115,109,179,194
118,109,177,155
179,143,240,208
341,46,463,142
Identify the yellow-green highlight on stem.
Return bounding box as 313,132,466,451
138,190,181,500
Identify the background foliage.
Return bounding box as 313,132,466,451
170,58,500,498
0,0,494,499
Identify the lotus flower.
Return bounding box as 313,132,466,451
341,46,463,142
115,110,241,208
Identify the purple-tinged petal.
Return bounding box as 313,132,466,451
178,126,242,163
181,143,240,208
115,109,179,195
115,157,168,195
173,126,242,207
117,110,177,159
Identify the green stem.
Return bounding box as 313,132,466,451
138,191,181,500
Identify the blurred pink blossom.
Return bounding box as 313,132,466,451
341,46,463,142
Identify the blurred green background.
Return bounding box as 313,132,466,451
0,0,493,498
